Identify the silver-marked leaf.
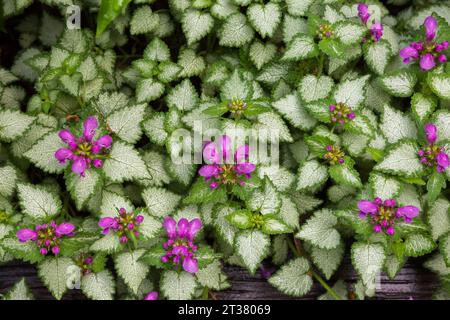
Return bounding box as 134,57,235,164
268,257,313,297
296,209,340,249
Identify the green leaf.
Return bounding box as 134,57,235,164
296,209,340,249
380,69,417,97
90,233,121,254
311,242,344,280
375,141,423,178
333,75,369,110
142,187,181,217
427,198,450,241
220,69,252,101
380,104,417,144
428,72,450,100
219,13,254,47
66,170,102,211
136,78,164,103
268,257,313,297
427,172,447,203
114,249,149,294
227,209,253,229
299,74,334,103
1,236,43,264
141,245,166,269
0,109,35,142
247,2,281,39
81,270,115,300
261,214,292,235
38,256,72,300
142,112,168,146
17,183,61,222
103,141,150,183
138,211,161,240
106,104,146,144
0,165,17,198
246,180,281,215
235,230,270,274
363,40,392,75
286,0,314,16
318,38,347,59
296,160,328,192
3,278,34,300
166,79,198,112
404,234,436,257
351,242,386,289
433,110,450,143
184,178,227,205
130,5,159,35
369,172,402,200
196,260,230,290
328,160,362,188
249,40,276,70
334,21,366,45
441,233,450,267
161,270,198,300
282,35,318,61
143,38,170,62
411,93,436,123
182,9,214,45
177,48,206,77
96,0,131,37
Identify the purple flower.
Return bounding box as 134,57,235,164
357,3,370,24
198,135,256,189
370,22,383,42
400,16,448,71
144,292,158,300
161,217,202,274
358,198,419,235
16,221,75,255
55,116,112,177
425,123,437,144
419,123,450,173
436,152,450,172
98,208,144,242
329,102,355,125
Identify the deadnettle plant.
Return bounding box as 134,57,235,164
358,3,384,42
55,116,113,177
419,124,450,173
98,208,144,245
400,16,448,71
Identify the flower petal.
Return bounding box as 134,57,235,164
144,292,158,300
55,148,73,164
72,157,87,176
396,205,420,219
357,200,379,214
56,223,75,236
98,217,116,229
424,123,437,144
83,116,98,142
95,135,113,149
424,16,437,41
234,163,256,175
182,256,198,273
419,53,436,71
188,218,202,240
202,141,220,164
198,165,219,178
177,218,189,238
16,229,37,242
163,217,177,238
436,152,450,169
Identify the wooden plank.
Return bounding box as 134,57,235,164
0,257,440,300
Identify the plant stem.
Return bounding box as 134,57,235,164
201,286,209,300
317,53,325,76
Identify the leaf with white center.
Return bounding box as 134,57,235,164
94,91,129,117
196,260,230,290
214,205,239,247
38,257,72,300
81,270,115,300
220,69,252,101
311,242,344,280
440,233,450,267
140,150,171,187
285,0,314,16
99,191,134,218
227,209,252,229
247,2,281,39
143,113,168,146
166,79,198,112
249,40,276,70
13,125,53,158
351,242,386,289
143,38,170,61
0,109,35,142
106,104,145,144
262,214,292,235
0,165,17,198
384,254,405,280
428,73,450,100
161,270,198,300
433,110,450,143
380,104,417,144
103,141,150,183
136,78,164,103
17,183,61,222
142,187,181,217
404,234,436,257
380,70,417,97
268,257,313,297
165,161,196,186
257,62,290,84
247,180,281,215
296,209,340,249
299,75,334,103
334,21,366,45
1,236,43,264
4,278,33,300
138,211,161,240
235,230,270,274
304,100,331,123
424,254,450,276
411,93,436,123
66,170,102,211
364,40,392,75
282,35,318,61
255,111,293,143
211,0,238,19
115,249,149,294
177,48,206,77
257,165,295,193
369,172,402,200
182,10,214,45
334,76,369,110
90,233,121,253
341,132,369,157
345,113,374,138
328,157,362,188
327,185,356,203
219,13,254,47
375,141,423,178
296,160,328,192
427,198,450,241
130,6,159,35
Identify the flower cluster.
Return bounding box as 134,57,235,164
358,3,383,42
318,23,333,39
75,254,94,275
323,145,345,165
418,123,449,173
198,135,256,189
55,116,113,177
228,99,248,117
17,221,75,255
329,103,355,124
161,217,202,274
98,208,144,244
400,16,448,71
358,198,419,235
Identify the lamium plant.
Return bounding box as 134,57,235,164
0,0,450,301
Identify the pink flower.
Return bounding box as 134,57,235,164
396,206,420,223
436,152,450,172
55,223,75,236
357,3,370,24
425,123,437,144
98,208,143,242
420,53,436,71
16,229,37,242
144,292,158,300
424,16,437,41
83,116,98,142
400,46,419,64
370,22,383,42
55,148,73,164
419,123,450,173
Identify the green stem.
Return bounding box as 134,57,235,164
201,286,209,300
317,53,325,76
288,237,342,300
